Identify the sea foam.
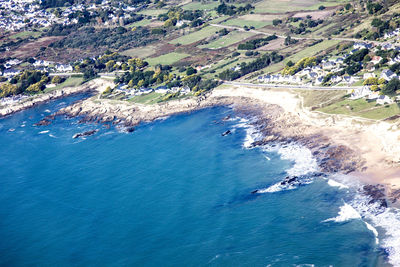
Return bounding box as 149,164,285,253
323,203,361,223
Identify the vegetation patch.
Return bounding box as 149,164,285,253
199,31,256,49
169,26,218,45
146,52,190,65
222,18,272,29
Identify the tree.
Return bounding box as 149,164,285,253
186,67,197,76
318,5,325,10
272,19,282,26
382,78,400,96
345,3,352,10
51,75,64,84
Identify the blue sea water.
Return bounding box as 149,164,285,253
0,95,392,266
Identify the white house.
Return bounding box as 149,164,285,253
3,68,20,77
55,64,73,72
363,73,376,79
353,42,373,50
381,69,398,81
331,75,342,83
322,61,336,70
371,56,382,65
350,86,372,99
315,76,324,85
377,95,394,105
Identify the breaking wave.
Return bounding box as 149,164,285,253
323,203,361,223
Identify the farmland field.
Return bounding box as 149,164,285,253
169,26,218,45
198,31,256,49
126,19,152,28
254,0,349,13
146,52,190,65
120,45,159,59
222,19,271,29
181,1,219,10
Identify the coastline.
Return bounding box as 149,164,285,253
4,82,400,265
48,84,400,198
0,78,114,118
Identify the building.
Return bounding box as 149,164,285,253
377,95,394,105
381,69,398,81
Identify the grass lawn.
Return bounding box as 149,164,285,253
120,45,158,58
169,26,218,45
296,89,347,108
9,31,41,40
126,19,152,27
318,98,400,120
44,77,84,93
181,1,219,10
129,92,163,104
360,104,400,120
198,31,256,49
209,15,229,24
146,52,190,65
222,18,271,29
137,9,167,16
254,0,347,13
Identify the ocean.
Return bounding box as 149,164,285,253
0,95,398,266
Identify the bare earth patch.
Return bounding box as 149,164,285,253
6,36,64,59
293,9,336,20
258,38,285,51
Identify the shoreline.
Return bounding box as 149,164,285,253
12,83,400,204
0,78,114,118
4,83,400,265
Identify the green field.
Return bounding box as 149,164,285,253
254,0,348,13
126,19,152,27
287,40,341,62
129,92,163,104
222,19,272,29
137,9,167,16
9,31,42,40
44,76,84,93
198,31,256,49
169,26,218,45
254,39,341,75
120,45,158,58
318,98,400,120
181,1,220,10
146,52,190,65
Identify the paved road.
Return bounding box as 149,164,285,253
223,81,359,91
209,24,385,45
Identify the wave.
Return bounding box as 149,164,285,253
327,179,349,189
232,116,318,177
255,175,314,194
39,130,49,134
270,143,318,177
323,202,361,223
232,117,263,149
364,222,379,244
350,193,400,266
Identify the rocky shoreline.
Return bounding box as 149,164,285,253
0,78,113,118
31,89,399,207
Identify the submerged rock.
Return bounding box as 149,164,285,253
72,129,98,139
34,119,52,126
126,127,135,133
222,130,231,136
363,184,388,208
